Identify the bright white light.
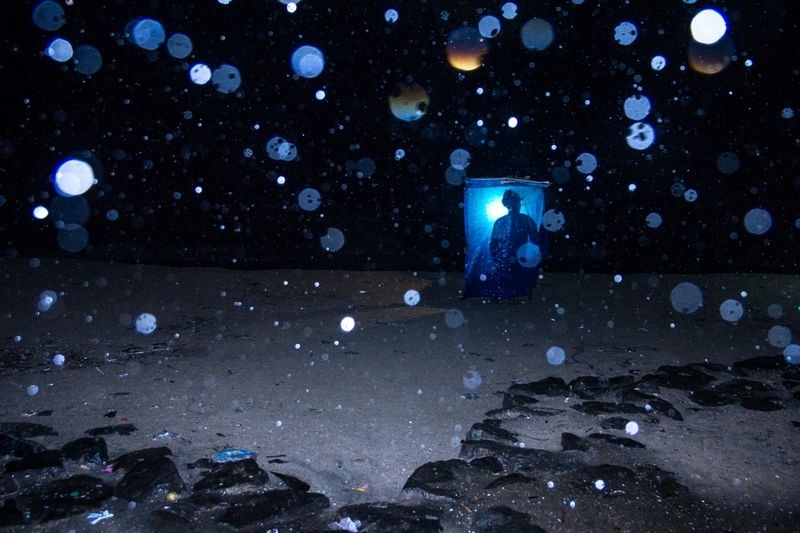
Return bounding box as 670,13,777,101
286,2,297,13
315,90,325,100
340,316,355,332
507,116,518,128
291,45,324,78
33,206,49,219
189,63,211,85
404,290,420,306
651,55,667,71
54,159,94,197
135,313,157,335
485,198,507,221
691,9,727,44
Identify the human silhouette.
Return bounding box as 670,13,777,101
490,189,545,298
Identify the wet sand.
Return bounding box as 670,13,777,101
1,258,799,531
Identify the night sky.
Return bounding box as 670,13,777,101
1,0,799,273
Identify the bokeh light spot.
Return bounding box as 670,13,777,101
720,299,744,322
167,33,193,59
520,18,555,51
691,9,727,45
478,16,501,38
744,208,772,235
626,122,656,150
384,9,398,23
212,64,242,94
131,18,166,50
32,1,65,31
614,22,638,45
404,289,420,306
45,38,73,62
624,95,651,120
543,209,565,231
297,188,321,211
446,27,488,71
450,148,471,170
54,159,94,197
547,346,566,365
670,282,703,314
651,55,667,70
340,316,355,332
291,45,325,78
320,228,345,252
190,63,212,85
389,83,429,121
73,45,102,75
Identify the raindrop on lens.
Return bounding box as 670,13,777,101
462,370,482,389
546,346,565,365
404,290,420,306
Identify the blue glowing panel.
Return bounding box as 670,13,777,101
464,178,548,300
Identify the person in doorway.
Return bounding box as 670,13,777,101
489,189,546,299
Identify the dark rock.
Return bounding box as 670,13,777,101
0,476,19,498
335,502,443,533
271,470,310,491
14,474,113,523
733,355,788,372
509,376,569,397
0,422,58,438
218,489,330,528
116,455,185,502
3,449,64,473
501,392,539,407
0,434,47,457
470,456,503,473
571,401,647,416
714,379,777,398
149,508,192,527
109,446,173,472
186,457,215,469
641,365,716,390
568,375,635,399
619,391,683,421
600,417,630,430
193,457,269,492
485,473,536,489
466,420,519,444
402,459,470,499
635,464,691,499
486,406,565,419
473,505,546,533
587,433,646,448
561,432,590,452
61,437,108,465
86,423,138,436
0,499,24,526
688,390,737,407
740,397,784,411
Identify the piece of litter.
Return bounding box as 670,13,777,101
213,449,257,463
153,429,176,440
88,510,113,525
460,393,479,400
328,517,361,532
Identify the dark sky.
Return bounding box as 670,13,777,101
1,0,798,273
